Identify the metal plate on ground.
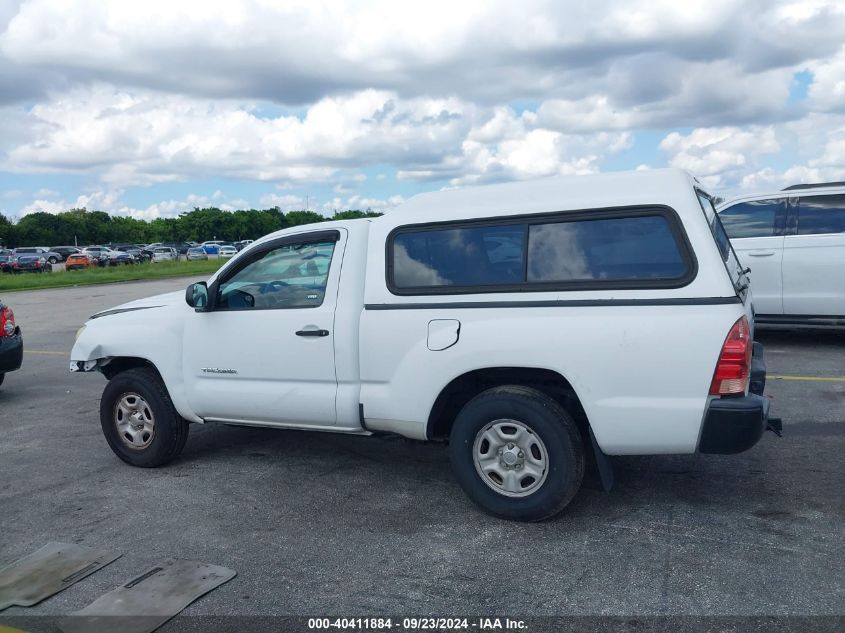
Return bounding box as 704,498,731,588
58,559,236,633
0,542,121,611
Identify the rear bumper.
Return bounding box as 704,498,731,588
0,329,23,373
698,341,772,455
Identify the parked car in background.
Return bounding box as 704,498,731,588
12,254,51,273
0,297,23,388
50,246,83,262
65,253,93,271
186,247,208,261
717,182,845,327
82,246,111,265
13,247,62,265
162,242,192,256
115,245,150,263
0,250,14,273
219,245,238,258
201,240,225,255
83,246,134,266
110,251,135,266
234,240,254,251
151,247,176,262
71,168,777,522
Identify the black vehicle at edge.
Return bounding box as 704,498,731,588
0,250,13,273
0,298,23,388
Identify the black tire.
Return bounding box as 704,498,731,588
48,256,58,264
449,385,584,521
99,367,189,467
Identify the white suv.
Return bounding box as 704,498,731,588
717,183,845,327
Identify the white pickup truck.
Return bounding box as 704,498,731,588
71,169,779,521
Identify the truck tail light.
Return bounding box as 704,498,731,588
710,316,752,396
0,306,15,337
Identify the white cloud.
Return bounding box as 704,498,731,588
659,127,780,187
321,194,405,214
660,111,845,197
0,1,844,217
258,193,304,210
1,87,474,187
0,86,640,191
16,188,258,220
2,0,842,108
20,198,66,215
806,45,845,114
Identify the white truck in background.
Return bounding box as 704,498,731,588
71,169,779,521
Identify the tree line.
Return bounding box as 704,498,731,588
0,207,382,248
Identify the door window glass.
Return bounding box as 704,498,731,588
718,200,781,238
217,239,336,310
797,195,845,235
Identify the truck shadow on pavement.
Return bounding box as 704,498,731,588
170,420,836,531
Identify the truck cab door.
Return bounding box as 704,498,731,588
183,229,345,426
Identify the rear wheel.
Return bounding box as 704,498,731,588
99,367,189,467
48,256,58,264
449,385,584,521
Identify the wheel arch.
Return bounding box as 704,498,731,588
426,366,590,441
91,355,202,423
99,356,162,381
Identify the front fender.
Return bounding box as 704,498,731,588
70,317,201,423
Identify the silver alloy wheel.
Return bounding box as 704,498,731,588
114,392,155,450
472,419,549,497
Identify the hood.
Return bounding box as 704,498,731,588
90,290,184,320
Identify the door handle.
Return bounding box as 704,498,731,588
296,329,329,337
747,251,775,257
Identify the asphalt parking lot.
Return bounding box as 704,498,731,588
1,279,843,630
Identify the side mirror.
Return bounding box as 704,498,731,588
185,282,209,310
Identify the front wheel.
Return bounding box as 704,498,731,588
99,367,189,467
449,385,584,521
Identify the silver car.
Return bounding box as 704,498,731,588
13,247,62,265
151,247,176,262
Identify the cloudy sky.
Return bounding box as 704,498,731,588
0,0,843,221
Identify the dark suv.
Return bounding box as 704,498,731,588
162,242,192,255
50,246,83,262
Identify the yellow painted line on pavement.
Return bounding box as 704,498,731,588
769,374,845,383
24,349,67,356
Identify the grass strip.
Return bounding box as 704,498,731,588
0,259,225,293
